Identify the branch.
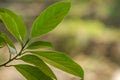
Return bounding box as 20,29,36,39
0,39,30,67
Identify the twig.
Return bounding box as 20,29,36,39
0,39,30,67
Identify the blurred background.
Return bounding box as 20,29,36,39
0,0,120,80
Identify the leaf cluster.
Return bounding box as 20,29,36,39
0,1,84,80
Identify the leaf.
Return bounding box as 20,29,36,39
30,2,71,38
20,54,57,80
27,41,53,49
31,51,84,79
0,35,5,48
0,19,2,23
0,33,16,54
14,64,53,80
0,8,27,42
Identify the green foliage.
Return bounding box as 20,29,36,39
0,8,27,44
20,54,56,80
31,51,84,78
27,41,53,49
0,32,16,54
30,2,71,38
0,34,5,48
0,1,84,80
14,64,53,80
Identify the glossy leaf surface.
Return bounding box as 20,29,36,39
27,41,53,49
0,33,16,54
20,54,56,79
30,2,71,38
14,64,53,80
31,51,84,79
0,8,27,42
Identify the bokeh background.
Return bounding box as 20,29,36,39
0,0,120,80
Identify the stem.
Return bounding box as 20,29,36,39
0,39,30,67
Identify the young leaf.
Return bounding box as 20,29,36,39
31,51,84,79
14,64,53,80
27,41,53,49
30,2,71,38
0,36,5,48
0,33,16,54
0,8,27,42
20,54,57,80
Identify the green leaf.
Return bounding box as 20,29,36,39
27,41,53,49
0,33,16,54
14,64,53,80
0,35,5,48
30,2,71,38
31,51,84,79
0,8,27,42
20,54,57,80
0,19,2,23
